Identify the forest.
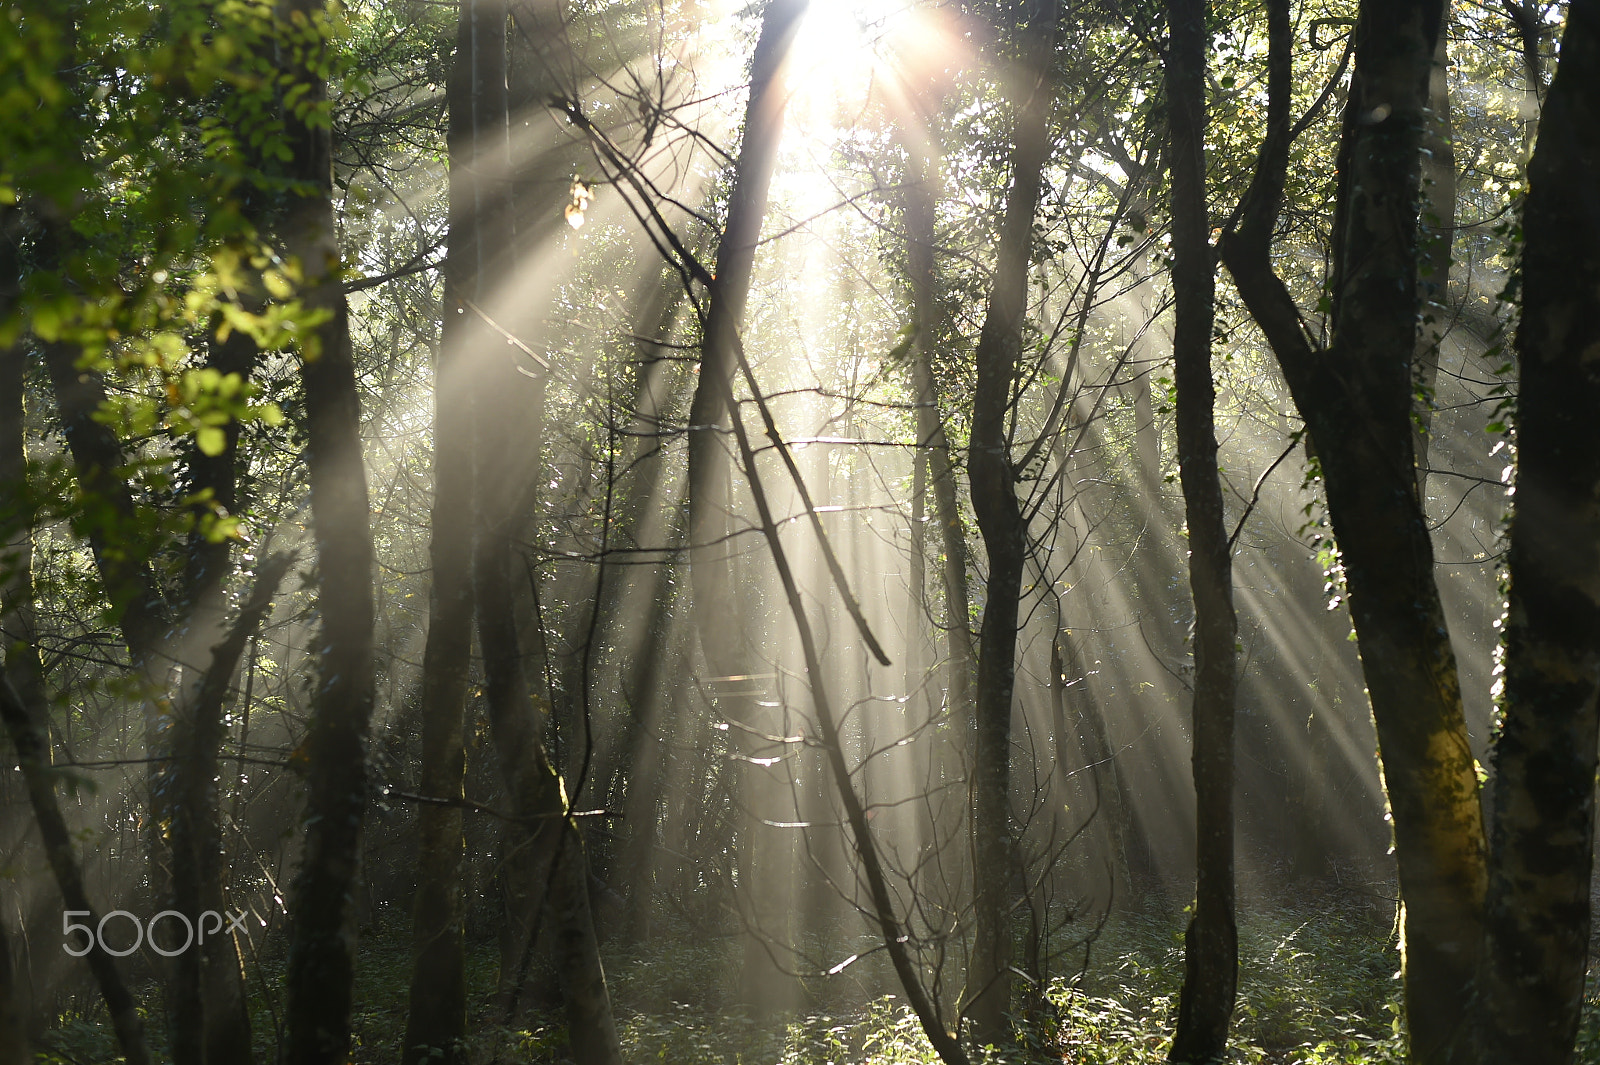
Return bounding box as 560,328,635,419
1,0,1598,1062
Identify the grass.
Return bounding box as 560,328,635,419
459,901,1411,1064
35,900,1600,1063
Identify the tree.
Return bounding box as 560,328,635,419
1218,2,1486,1059
277,1,380,1060
1213,2,1600,1060
964,0,1057,1046
1164,0,1239,1058
400,3,492,1060
684,0,809,1013
1480,2,1600,1057
8,0,1600,1060
899,66,978,852
1,234,149,1065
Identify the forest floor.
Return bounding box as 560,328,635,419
37,890,1600,1064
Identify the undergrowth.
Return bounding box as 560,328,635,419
36,903,1600,1063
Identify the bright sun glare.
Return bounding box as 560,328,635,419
788,0,904,109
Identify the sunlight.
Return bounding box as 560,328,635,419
788,0,904,118
8,0,1571,1060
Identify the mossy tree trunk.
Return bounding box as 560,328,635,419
1220,3,1485,1060
1482,4,1600,1059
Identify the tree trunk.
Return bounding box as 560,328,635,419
901,102,977,797
701,304,971,1065
475,442,623,1065
2,335,147,1065
684,0,807,1014
1413,28,1454,489
615,589,680,944
0,677,151,1065
456,6,620,1048
166,143,270,1065
41,337,174,866
1502,0,1546,155
611,287,688,944
278,1,380,1061
1165,0,1239,1057
168,558,287,1065
0,921,25,1065
964,3,1055,1047
401,3,501,1060
1481,4,1600,1059
1219,3,1483,1060
0,257,37,1065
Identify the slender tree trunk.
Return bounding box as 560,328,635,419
587,271,684,845
0,921,24,1065
475,441,623,1065
964,3,1055,1046
168,558,287,1065
456,7,620,1050
901,104,976,783
1481,5,1600,1059
401,3,499,1059
611,291,688,943
165,153,269,1065
0,253,36,1065
184,384,258,1065
1050,625,1130,875
900,99,974,929
703,321,971,1065
615,584,679,944
40,330,169,655
1123,243,1163,504
1219,3,1483,1060
1413,28,1454,489
603,306,686,936
277,2,379,1061
0,678,150,1065
2,334,147,1065
42,337,172,782
684,0,807,1013
36,257,183,1050
1165,0,1239,1057
1502,0,1545,154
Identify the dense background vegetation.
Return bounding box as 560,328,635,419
1,0,1595,1062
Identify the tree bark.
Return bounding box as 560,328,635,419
901,103,977,795
2,334,147,1065
277,2,380,1062
964,2,1055,1047
167,556,287,1065
1413,28,1454,488
0,249,37,1065
1481,4,1600,1059
168,108,272,1065
1165,0,1239,1058
475,437,623,1065
401,3,499,1060
0,676,151,1065
1219,3,1483,1060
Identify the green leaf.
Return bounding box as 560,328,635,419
196,425,227,456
